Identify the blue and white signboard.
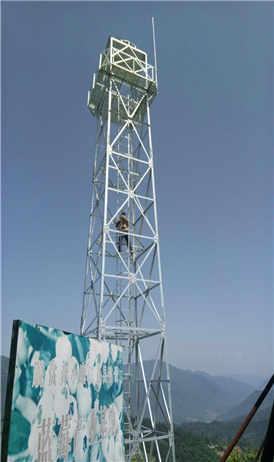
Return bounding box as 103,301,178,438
1,320,125,462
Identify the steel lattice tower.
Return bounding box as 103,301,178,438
81,34,176,461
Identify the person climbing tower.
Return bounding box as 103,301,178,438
115,212,133,255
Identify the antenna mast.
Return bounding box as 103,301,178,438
152,17,158,89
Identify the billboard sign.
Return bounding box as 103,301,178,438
1,320,125,462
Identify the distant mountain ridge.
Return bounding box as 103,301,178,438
193,370,255,403
1,356,268,425
231,405,272,424
135,359,257,423
219,372,269,389
216,390,274,422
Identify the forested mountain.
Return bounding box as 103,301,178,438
193,370,255,402
232,405,272,424
140,420,264,462
216,390,274,422
142,360,256,423
180,416,268,449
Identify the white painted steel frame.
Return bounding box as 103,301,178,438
81,37,176,462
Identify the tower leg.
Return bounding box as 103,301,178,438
83,74,176,461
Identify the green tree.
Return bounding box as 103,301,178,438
132,453,145,462
228,449,258,462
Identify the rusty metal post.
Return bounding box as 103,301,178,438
219,375,274,462
254,434,266,462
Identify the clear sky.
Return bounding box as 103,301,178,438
2,2,273,377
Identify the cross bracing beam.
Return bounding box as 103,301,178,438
82,40,175,461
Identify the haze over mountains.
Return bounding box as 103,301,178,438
1,356,272,426
216,390,274,422
141,360,271,424
218,373,271,390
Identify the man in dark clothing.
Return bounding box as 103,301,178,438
115,212,133,255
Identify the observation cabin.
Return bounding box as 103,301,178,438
87,37,158,126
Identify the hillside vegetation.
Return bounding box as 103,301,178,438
134,420,263,462
180,415,269,449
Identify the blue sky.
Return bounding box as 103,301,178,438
2,2,273,377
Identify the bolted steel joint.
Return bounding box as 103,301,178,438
128,189,134,199
154,234,159,244
107,146,112,156
132,430,139,452
161,322,166,339
129,273,136,284
103,225,109,235
99,302,104,316
99,320,105,339
149,158,153,168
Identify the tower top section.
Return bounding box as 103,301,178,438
88,36,158,123
100,37,157,89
